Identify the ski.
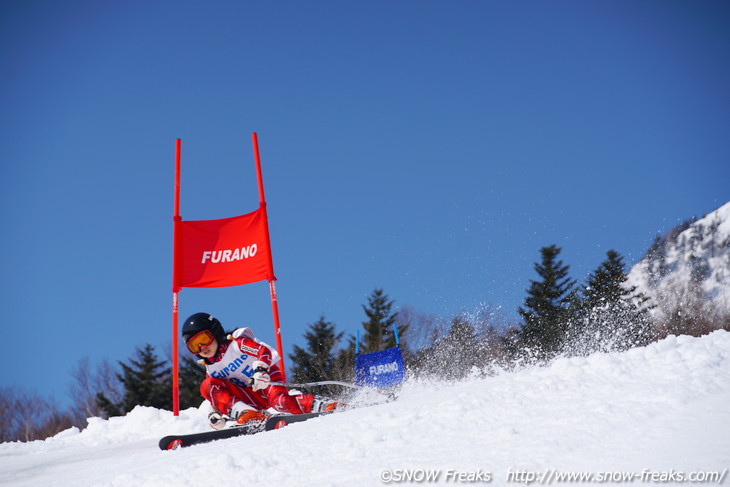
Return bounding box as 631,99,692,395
265,411,330,430
158,412,330,450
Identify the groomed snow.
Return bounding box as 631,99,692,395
2,331,729,486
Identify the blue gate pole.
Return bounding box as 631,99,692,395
393,324,400,347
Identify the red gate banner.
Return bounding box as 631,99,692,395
174,207,275,289
171,134,286,417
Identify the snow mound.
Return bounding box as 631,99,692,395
1,331,729,487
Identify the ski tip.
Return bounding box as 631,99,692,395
159,437,183,450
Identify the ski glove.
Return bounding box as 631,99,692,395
208,411,228,430
250,360,271,391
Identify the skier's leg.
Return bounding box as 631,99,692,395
200,376,268,415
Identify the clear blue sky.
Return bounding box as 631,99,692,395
2,1,728,407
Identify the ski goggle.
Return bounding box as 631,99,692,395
185,330,216,353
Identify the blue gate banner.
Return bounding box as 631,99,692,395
355,347,405,387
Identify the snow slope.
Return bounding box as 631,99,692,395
2,331,729,487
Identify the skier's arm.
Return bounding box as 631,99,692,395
236,337,273,390
236,336,273,366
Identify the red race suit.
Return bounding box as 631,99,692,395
199,329,319,416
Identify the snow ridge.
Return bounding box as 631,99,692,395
627,201,730,317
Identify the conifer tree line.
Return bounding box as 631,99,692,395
3,244,728,443
291,246,658,383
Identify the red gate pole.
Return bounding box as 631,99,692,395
251,133,286,380
171,138,182,416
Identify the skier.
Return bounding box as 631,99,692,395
182,312,341,430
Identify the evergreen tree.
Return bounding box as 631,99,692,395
95,392,123,418
415,316,482,378
645,234,669,287
516,245,576,360
178,355,206,409
332,334,358,382
441,317,482,372
289,316,344,386
98,344,171,416
361,289,407,353
570,250,653,353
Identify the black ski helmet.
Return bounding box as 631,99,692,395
182,312,226,344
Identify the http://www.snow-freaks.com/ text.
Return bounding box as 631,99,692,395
378,467,728,484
